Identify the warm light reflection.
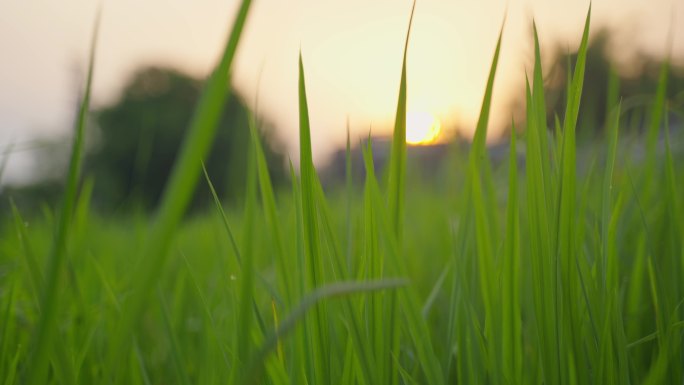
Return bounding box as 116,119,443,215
406,111,441,145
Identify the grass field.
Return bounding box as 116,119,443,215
1,1,683,384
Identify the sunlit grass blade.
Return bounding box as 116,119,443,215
26,12,99,385
250,110,293,308
555,6,590,382
386,0,416,239
464,21,503,382
297,53,330,384
109,0,252,374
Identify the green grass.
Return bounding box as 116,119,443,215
1,3,684,385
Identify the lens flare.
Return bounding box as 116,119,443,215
406,111,441,145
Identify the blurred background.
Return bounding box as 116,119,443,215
0,0,682,212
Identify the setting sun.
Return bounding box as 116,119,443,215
406,111,441,145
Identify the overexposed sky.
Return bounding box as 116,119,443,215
0,0,682,184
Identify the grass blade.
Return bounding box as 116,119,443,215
386,0,416,239
109,0,252,375
242,279,408,384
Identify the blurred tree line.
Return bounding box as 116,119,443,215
3,28,683,215
510,28,684,137
2,66,287,214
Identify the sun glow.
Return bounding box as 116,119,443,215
406,111,441,145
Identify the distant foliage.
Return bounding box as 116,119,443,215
510,28,684,136
86,66,285,211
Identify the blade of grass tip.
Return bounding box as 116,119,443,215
471,21,503,159
240,279,409,385
466,21,503,380
382,5,415,384
26,11,99,385
532,22,552,198
298,53,329,384
555,6,591,382
386,0,416,239
109,0,252,374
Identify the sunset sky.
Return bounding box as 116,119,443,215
1,0,682,184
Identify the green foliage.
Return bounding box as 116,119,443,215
87,67,285,211
1,4,684,385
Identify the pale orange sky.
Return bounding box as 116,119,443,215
0,0,682,184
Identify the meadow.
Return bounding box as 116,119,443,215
1,1,683,384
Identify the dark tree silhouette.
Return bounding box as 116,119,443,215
86,66,286,211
